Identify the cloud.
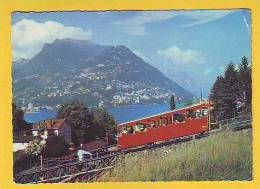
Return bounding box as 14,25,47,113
203,68,213,75
12,19,92,60
112,10,239,36
181,10,238,27
112,11,174,36
157,46,206,66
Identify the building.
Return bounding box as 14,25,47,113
13,135,38,152
81,139,109,152
31,119,71,144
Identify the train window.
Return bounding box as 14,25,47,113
118,126,127,136
126,126,134,134
173,113,185,123
119,125,134,135
201,107,209,116
135,123,147,132
186,109,196,119
195,110,201,118
146,122,151,129
161,118,168,126
150,121,155,127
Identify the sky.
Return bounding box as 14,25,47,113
12,10,251,97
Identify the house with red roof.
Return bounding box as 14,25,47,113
31,118,71,144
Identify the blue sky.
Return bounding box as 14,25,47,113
12,10,251,97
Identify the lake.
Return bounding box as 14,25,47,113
24,103,184,124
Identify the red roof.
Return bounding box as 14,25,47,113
32,119,67,130
81,140,109,151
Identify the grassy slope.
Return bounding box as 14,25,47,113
99,129,252,181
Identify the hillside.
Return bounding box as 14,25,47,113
99,130,252,181
12,38,194,108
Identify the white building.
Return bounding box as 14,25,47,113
31,118,72,144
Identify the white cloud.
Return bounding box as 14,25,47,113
203,68,212,75
112,10,239,36
112,11,173,36
181,10,238,27
157,46,206,66
12,19,92,60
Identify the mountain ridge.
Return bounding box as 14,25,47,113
13,38,194,108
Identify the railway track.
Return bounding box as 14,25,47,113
14,114,252,184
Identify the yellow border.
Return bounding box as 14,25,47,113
0,0,259,188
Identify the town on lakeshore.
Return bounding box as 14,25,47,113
12,10,252,183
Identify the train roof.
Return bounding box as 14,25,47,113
118,100,209,126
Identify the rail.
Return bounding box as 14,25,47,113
14,153,119,183
217,113,252,130
14,144,118,175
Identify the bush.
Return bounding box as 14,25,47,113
13,150,38,171
42,136,69,158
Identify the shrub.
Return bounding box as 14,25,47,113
42,136,69,158
13,150,38,171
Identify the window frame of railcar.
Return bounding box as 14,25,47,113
126,125,135,134
135,123,147,132
201,106,209,116
118,125,134,136
150,121,155,128
117,125,124,136
161,117,168,126
195,109,202,118
186,109,197,119
173,113,186,123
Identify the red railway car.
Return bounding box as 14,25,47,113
117,100,211,149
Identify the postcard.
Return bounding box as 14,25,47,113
0,0,259,188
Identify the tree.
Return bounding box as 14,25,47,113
222,62,240,118
209,75,226,120
25,139,45,156
57,101,93,145
170,95,176,110
91,107,116,142
238,56,252,110
209,57,252,121
25,139,46,170
12,103,29,132
42,136,69,158
57,101,117,145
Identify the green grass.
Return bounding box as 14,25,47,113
99,129,252,181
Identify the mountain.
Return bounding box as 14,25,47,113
13,38,194,108
13,58,30,66
161,68,201,97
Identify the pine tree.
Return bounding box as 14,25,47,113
170,95,176,110
238,56,252,111
209,57,252,121
209,75,226,120
222,62,240,118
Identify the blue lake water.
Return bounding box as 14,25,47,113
24,103,184,124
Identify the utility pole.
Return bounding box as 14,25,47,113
200,90,203,102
